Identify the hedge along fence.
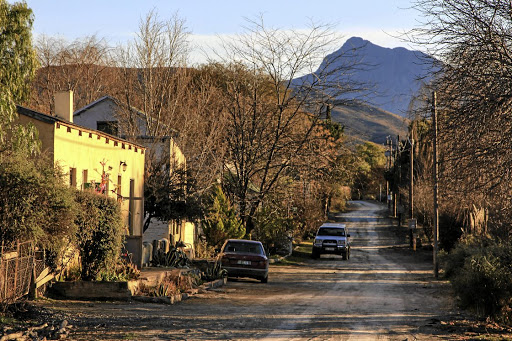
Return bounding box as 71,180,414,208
74,190,124,281
441,237,512,323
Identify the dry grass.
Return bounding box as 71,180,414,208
331,102,408,145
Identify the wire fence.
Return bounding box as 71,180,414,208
0,241,43,304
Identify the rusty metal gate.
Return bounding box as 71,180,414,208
0,241,40,303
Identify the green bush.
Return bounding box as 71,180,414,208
0,152,76,257
442,238,512,322
96,259,140,282
201,185,245,247
74,190,124,281
252,205,298,255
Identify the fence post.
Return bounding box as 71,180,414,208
14,242,19,299
29,265,37,300
4,258,8,300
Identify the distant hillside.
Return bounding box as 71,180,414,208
331,101,408,145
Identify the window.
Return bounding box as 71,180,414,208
224,242,265,255
82,169,88,190
96,121,118,136
117,175,122,202
128,179,135,235
317,228,345,237
70,168,77,187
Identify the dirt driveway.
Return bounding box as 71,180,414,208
35,201,504,340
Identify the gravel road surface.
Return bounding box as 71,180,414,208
37,201,474,340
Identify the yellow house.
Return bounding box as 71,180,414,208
73,96,196,257
16,91,146,267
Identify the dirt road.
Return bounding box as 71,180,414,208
40,201,466,340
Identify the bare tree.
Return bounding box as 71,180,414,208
30,34,114,113
210,17,366,232
174,68,229,195
114,10,228,196
115,10,191,137
411,0,512,238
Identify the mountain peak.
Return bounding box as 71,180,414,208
345,36,366,44
301,37,435,116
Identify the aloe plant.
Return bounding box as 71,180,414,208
151,246,190,268
202,260,227,282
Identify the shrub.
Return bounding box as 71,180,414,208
0,152,76,261
442,238,512,322
194,238,216,259
439,213,463,251
252,205,298,256
96,259,140,282
74,190,124,281
135,272,200,297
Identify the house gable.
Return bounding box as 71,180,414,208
73,96,122,135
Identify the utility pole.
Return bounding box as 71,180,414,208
395,135,400,222
432,91,439,278
409,133,415,250
409,135,414,219
386,136,392,211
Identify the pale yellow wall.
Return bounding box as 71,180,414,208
16,114,55,154
17,111,145,237
52,123,145,237
169,138,185,169
183,222,195,248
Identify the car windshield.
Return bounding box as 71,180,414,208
317,227,345,236
224,242,264,254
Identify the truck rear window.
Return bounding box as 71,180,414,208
317,228,345,236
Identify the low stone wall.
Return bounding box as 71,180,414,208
48,280,139,301
47,275,225,303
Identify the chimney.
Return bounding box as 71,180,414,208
55,90,74,123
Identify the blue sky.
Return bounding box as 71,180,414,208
23,0,420,64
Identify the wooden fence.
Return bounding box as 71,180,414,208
0,241,46,303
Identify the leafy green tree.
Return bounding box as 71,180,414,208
201,185,245,248
253,203,298,255
0,0,39,154
74,190,124,281
0,152,76,252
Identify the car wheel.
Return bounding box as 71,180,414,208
342,252,347,260
311,251,320,259
261,276,268,283
347,249,350,260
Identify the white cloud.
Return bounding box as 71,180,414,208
187,27,420,67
